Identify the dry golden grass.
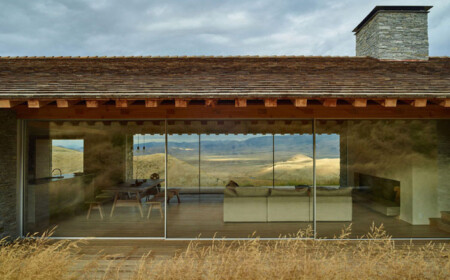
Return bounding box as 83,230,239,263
52,146,83,175
1,225,449,280
0,229,81,280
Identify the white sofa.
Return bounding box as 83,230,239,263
223,187,352,222
223,187,269,222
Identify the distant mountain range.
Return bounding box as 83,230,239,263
132,135,339,159
53,135,340,159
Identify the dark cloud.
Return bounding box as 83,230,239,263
0,0,448,56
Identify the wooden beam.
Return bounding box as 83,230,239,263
175,99,188,108
115,99,129,108
411,99,427,107
27,100,46,108
86,100,99,108
264,98,277,107
439,99,450,107
145,99,159,108
235,98,247,108
293,98,307,107
0,100,21,108
352,99,367,107
381,98,397,107
13,103,450,120
322,99,337,107
56,99,71,108
205,99,218,108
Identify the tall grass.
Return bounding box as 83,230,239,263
1,224,449,279
0,229,81,280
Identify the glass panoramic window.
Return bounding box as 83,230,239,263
22,119,449,239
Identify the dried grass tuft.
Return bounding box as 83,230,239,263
1,224,449,280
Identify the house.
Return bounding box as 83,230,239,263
0,6,448,240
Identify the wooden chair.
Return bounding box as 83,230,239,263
85,200,105,220
146,197,164,219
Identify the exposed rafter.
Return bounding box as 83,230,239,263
235,98,247,108
322,99,337,107
264,98,277,107
352,99,367,107
145,99,159,107
293,98,308,107
380,98,397,107
175,99,188,108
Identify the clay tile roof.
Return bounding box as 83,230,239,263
0,56,449,99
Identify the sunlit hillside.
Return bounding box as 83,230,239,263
53,145,340,187
51,146,83,175
134,153,340,187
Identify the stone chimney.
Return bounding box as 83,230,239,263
353,6,432,60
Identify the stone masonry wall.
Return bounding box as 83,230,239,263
356,11,429,60
0,109,18,239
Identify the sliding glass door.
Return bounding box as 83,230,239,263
165,120,313,238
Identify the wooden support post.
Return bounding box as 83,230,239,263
264,98,277,107
115,99,129,108
322,99,337,107
381,98,397,107
145,99,159,107
175,99,188,108
411,99,427,107
235,98,247,107
439,99,450,108
352,99,367,107
86,100,99,108
205,99,218,108
56,99,70,108
293,98,307,107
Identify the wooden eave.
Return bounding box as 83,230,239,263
2,96,448,120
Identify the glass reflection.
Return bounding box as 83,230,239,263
316,120,450,238
24,121,165,237
166,120,313,238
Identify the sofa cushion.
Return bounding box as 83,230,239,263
316,188,352,196
235,187,269,197
270,188,308,196
224,187,237,197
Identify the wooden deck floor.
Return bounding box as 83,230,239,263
41,194,449,239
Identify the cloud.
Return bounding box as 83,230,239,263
0,0,448,56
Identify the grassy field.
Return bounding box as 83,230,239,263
1,225,448,279
52,146,83,175
134,153,340,187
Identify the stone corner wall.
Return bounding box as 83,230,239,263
356,11,429,60
0,109,18,239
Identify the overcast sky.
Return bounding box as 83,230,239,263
0,0,448,57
